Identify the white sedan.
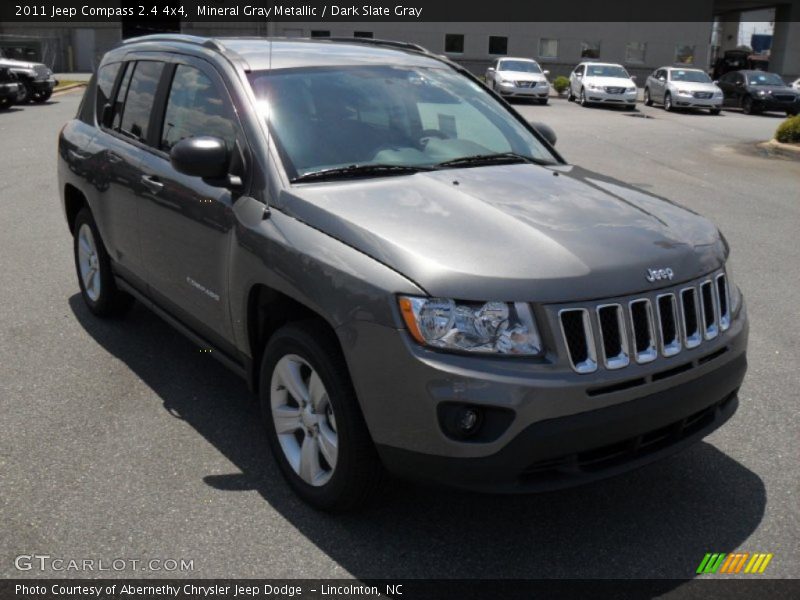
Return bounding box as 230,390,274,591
485,57,551,104
568,62,638,109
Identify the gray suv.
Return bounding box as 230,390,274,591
58,35,748,511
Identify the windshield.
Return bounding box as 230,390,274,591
670,69,711,83
498,60,542,73
248,65,558,180
747,72,785,86
586,65,630,78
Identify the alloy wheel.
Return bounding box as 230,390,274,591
77,223,101,302
270,354,338,487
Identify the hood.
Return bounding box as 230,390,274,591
279,164,725,302
669,81,720,93
498,70,548,83
583,76,635,88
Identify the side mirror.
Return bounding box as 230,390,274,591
713,80,719,85
658,76,666,82
630,75,637,81
543,69,550,76
530,121,556,146
575,72,582,78
170,136,230,180
487,67,495,73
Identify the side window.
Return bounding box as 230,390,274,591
110,62,134,130
95,62,122,123
574,65,585,76
159,64,238,152
118,61,165,142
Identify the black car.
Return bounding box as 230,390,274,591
0,66,19,109
716,70,799,116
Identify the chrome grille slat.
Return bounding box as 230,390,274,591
680,287,702,349
596,304,629,370
628,299,657,364
700,280,719,340
557,270,728,374
656,293,681,357
559,308,597,374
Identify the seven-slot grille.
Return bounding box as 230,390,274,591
559,273,731,374
515,81,537,88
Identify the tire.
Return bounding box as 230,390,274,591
73,208,134,317
710,108,721,115
579,88,589,107
16,81,33,104
664,92,673,112
644,88,653,106
260,321,384,512
539,98,548,105
0,97,11,110
567,88,575,102
742,96,754,115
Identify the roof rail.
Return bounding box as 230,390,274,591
120,34,225,53
324,37,431,55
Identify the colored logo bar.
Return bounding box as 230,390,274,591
697,553,773,574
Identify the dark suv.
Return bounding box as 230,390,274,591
58,35,748,511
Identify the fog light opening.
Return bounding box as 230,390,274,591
443,405,484,440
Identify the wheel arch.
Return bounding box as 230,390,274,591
64,183,88,234
245,284,345,394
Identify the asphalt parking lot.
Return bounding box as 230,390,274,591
1,90,798,586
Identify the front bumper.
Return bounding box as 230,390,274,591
341,300,747,492
32,78,57,92
584,88,637,104
497,82,550,99
0,82,19,99
674,93,722,108
754,96,799,112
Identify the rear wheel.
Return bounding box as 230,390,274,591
260,321,384,511
709,108,721,115
664,92,673,112
0,97,11,110
73,208,134,317
539,98,548,105
644,88,653,106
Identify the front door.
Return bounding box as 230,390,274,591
137,57,247,349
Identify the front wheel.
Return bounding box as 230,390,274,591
579,88,590,107
16,81,33,103
539,98,549,105
644,88,653,106
664,92,673,112
260,321,384,512
32,89,52,103
73,208,133,317
742,96,755,114
0,97,11,110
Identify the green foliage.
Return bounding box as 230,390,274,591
553,76,570,94
775,114,800,143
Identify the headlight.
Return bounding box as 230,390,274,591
498,78,512,85
677,89,691,95
627,87,636,93
757,90,767,96
588,84,603,91
398,296,543,356
725,259,742,314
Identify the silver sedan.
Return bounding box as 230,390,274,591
645,67,723,114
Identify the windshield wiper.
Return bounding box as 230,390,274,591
435,152,553,169
291,163,433,183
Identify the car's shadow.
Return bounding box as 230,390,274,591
69,295,766,586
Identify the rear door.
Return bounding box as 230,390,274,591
85,59,166,288
136,55,247,351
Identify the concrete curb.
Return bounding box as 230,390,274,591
53,83,87,95
758,139,800,159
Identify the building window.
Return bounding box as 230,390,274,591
539,38,558,59
445,34,464,54
675,44,695,64
488,36,508,55
354,31,373,39
310,30,330,38
581,41,601,59
625,41,647,64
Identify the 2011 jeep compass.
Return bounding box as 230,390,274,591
58,35,748,511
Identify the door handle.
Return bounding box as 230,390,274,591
141,175,164,193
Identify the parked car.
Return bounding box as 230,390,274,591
59,35,747,511
0,66,19,109
485,57,551,104
711,49,769,80
568,62,637,108
0,48,57,103
644,67,723,114
716,70,799,116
